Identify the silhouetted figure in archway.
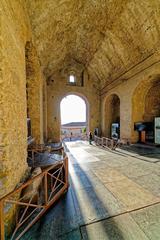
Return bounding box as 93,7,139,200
70,132,73,141
94,128,98,139
89,131,93,144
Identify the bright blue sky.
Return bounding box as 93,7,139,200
60,95,86,124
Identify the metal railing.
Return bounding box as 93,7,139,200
0,156,69,240
94,136,119,150
94,136,103,146
102,137,114,149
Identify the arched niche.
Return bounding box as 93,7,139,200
103,94,120,138
144,83,160,122
132,75,160,142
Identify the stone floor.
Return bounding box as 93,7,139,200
22,141,160,240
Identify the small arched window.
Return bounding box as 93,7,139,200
69,75,75,83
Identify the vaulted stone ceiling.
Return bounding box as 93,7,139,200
26,0,160,88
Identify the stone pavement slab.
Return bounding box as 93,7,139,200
81,213,149,240
71,184,125,224
93,168,126,183
131,203,160,240
104,178,160,211
97,156,130,168
114,163,154,178
133,173,160,197
69,170,100,190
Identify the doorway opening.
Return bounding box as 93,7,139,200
60,94,88,141
104,94,120,139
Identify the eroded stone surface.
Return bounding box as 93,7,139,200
26,0,160,88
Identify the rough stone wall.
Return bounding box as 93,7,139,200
26,0,160,91
103,96,113,138
25,41,44,144
47,70,100,142
43,78,48,142
25,0,128,80
88,0,160,88
0,0,32,198
111,96,120,124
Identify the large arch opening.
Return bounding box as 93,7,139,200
104,94,120,139
132,76,160,144
60,94,88,141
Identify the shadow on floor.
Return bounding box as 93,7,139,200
22,143,126,240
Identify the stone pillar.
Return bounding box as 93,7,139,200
25,42,44,144
120,95,132,142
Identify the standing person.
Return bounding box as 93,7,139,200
94,128,97,140
70,132,73,141
94,129,97,136
89,131,93,145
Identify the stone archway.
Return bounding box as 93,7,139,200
103,94,120,138
144,83,160,122
132,75,160,143
60,93,89,141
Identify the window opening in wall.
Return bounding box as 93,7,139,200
69,75,75,83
